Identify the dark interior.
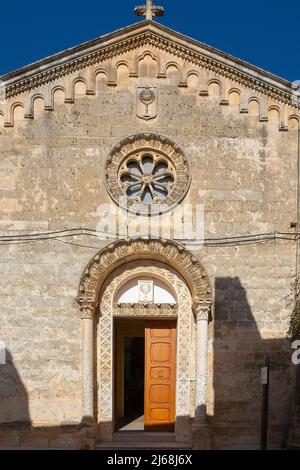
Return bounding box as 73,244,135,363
124,336,145,418
116,334,145,431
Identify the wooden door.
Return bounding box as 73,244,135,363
144,320,176,432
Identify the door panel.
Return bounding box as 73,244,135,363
144,321,176,432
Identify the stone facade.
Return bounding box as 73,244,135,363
0,20,299,449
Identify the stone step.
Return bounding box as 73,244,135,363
113,432,176,443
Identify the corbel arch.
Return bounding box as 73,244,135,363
73,77,87,97
26,93,45,118
137,51,159,78
51,85,65,108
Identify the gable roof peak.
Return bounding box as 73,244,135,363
0,20,297,108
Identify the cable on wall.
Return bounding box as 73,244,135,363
0,228,298,248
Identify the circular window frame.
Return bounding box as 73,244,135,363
105,133,191,216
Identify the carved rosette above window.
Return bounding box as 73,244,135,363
114,303,178,318
105,134,190,215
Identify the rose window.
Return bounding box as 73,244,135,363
119,153,175,205
106,134,191,215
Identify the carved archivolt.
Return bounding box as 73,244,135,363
97,261,193,438
77,237,212,317
105,133,190,215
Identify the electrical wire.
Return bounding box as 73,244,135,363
53,238,111,250
0,227,298,248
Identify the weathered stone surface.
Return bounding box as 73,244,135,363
0,20,298,449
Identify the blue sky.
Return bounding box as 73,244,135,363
0,0,299,82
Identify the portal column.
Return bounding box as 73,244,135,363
192,301,212,449
80,304,95,423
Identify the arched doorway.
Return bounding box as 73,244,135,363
114,274,177,432
77,238,212,446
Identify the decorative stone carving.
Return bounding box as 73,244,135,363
138,280,154,302
193,301,211,427
77,237,212,313
137,86,158,120
105,134,190,215
3,24,297,108
114,302,178,317
77,238,211,441
81,316,94,421
193,301,211,322
79,303,97,320
97,261,193,442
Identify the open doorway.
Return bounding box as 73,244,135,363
124,336,144,427
115,320,145,431
114,318,177,433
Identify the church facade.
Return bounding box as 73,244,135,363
0,9,299,449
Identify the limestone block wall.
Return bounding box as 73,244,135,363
0,58,298,448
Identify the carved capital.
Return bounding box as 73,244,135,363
193,301,211,322
79,302,97,320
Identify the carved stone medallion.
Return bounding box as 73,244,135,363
137,86,158,120
138,280,154,302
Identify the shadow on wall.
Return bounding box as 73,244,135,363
211,277,293,449
289,363,300,446
0,350,98,449
0,349,29,424
0,277,296,449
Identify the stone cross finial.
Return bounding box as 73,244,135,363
134,0,165,21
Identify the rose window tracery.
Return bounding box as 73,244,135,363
105,134,191,215
119,152,175,205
